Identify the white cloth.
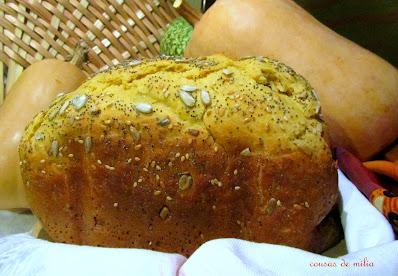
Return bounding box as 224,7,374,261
0,171,396,275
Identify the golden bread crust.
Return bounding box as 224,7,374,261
19,55,337,255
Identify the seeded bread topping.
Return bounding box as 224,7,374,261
19,55,338,255
22,55,324,159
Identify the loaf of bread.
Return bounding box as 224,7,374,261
19,55,338,255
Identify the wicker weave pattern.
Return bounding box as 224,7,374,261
0,0,200,105
0,0,199,74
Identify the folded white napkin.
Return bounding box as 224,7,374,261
0,171,396,275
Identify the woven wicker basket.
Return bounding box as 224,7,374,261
0,0,201,105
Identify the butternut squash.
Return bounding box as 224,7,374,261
185,0,398,160
0,59,86,209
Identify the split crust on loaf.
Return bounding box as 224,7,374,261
19,55,337,255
